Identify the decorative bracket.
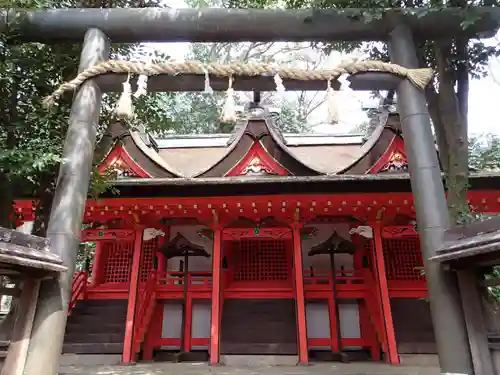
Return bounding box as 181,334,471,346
143,228,166,241
349,225,374,239
81,229,135,242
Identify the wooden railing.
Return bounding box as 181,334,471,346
364,273,387,355
133,271,158,355
68,271,88,316
157,271,212,290
303,269,366,287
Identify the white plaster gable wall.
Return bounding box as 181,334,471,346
167,225,213,272
301,223,354,272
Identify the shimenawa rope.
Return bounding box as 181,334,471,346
42,59,434,108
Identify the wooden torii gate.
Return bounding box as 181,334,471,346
2,7,500,375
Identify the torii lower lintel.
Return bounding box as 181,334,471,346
94,71,402,93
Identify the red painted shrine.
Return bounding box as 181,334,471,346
13,106,500,365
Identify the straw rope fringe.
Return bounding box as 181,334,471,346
42,60,434,107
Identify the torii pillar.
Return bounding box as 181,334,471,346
388,23,473,374
23,28,109,375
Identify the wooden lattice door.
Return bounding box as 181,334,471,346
382,238,424,282
102,241,134,284
227,239,292,288
362,237,424,282
140,237,159,281
100,237,160,285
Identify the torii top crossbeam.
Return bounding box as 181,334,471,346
1,7,500,43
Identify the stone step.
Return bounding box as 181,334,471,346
221,355,298,366
73,304,128,313
153,350,209,362
65,332,124,343
72,301,127,310
66,323,125,334
64,299,128,355
59,353,122,367
62,342,123,354
71,310,127,319
68,314,126,324
75,299,128,307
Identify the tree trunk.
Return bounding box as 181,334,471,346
33,169,57,237
431,41,469,224
0,173,13,229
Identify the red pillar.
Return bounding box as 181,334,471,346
143,304,162,361
292,224,308,365
209,226,222,365
90,242,104,287
122,228,144,364
157,228,168,276
372,223,399,364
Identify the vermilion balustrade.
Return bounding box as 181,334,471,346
68,271,88,315
133,271,158,355
303,269,367,288
157,271,212,290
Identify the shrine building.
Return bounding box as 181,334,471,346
14,104,500,366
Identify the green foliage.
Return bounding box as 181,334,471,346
485,267,500,302
222,0,500,227
151,23,322,133
0,0,179,229
469,134,500,172
349,121,370,135
76,242,96,272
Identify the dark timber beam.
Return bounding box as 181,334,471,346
388,24,473,374
1,8,500,43
457,270,495,375
23,28,109,375
95,71,402,92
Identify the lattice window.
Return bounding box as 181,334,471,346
140,237,158,281
361,238,423,281
382,238,424,281
103,241,133,283
230,239,290,282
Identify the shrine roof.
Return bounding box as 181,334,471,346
98,105,403,178
104,172,500,198
155,132,365,148
431,216,500,267
0,227,67,277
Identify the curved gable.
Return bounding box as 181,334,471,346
194,112,322,177
97,122,181,178
98,143,150,178
226,141,290,177
368,135,408,174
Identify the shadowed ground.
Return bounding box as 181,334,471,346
58,362,440,375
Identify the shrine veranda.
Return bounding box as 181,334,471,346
12,110,500,366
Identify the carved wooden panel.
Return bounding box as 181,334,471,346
382,226,417,238
222,227,292,240
81,229,135,242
